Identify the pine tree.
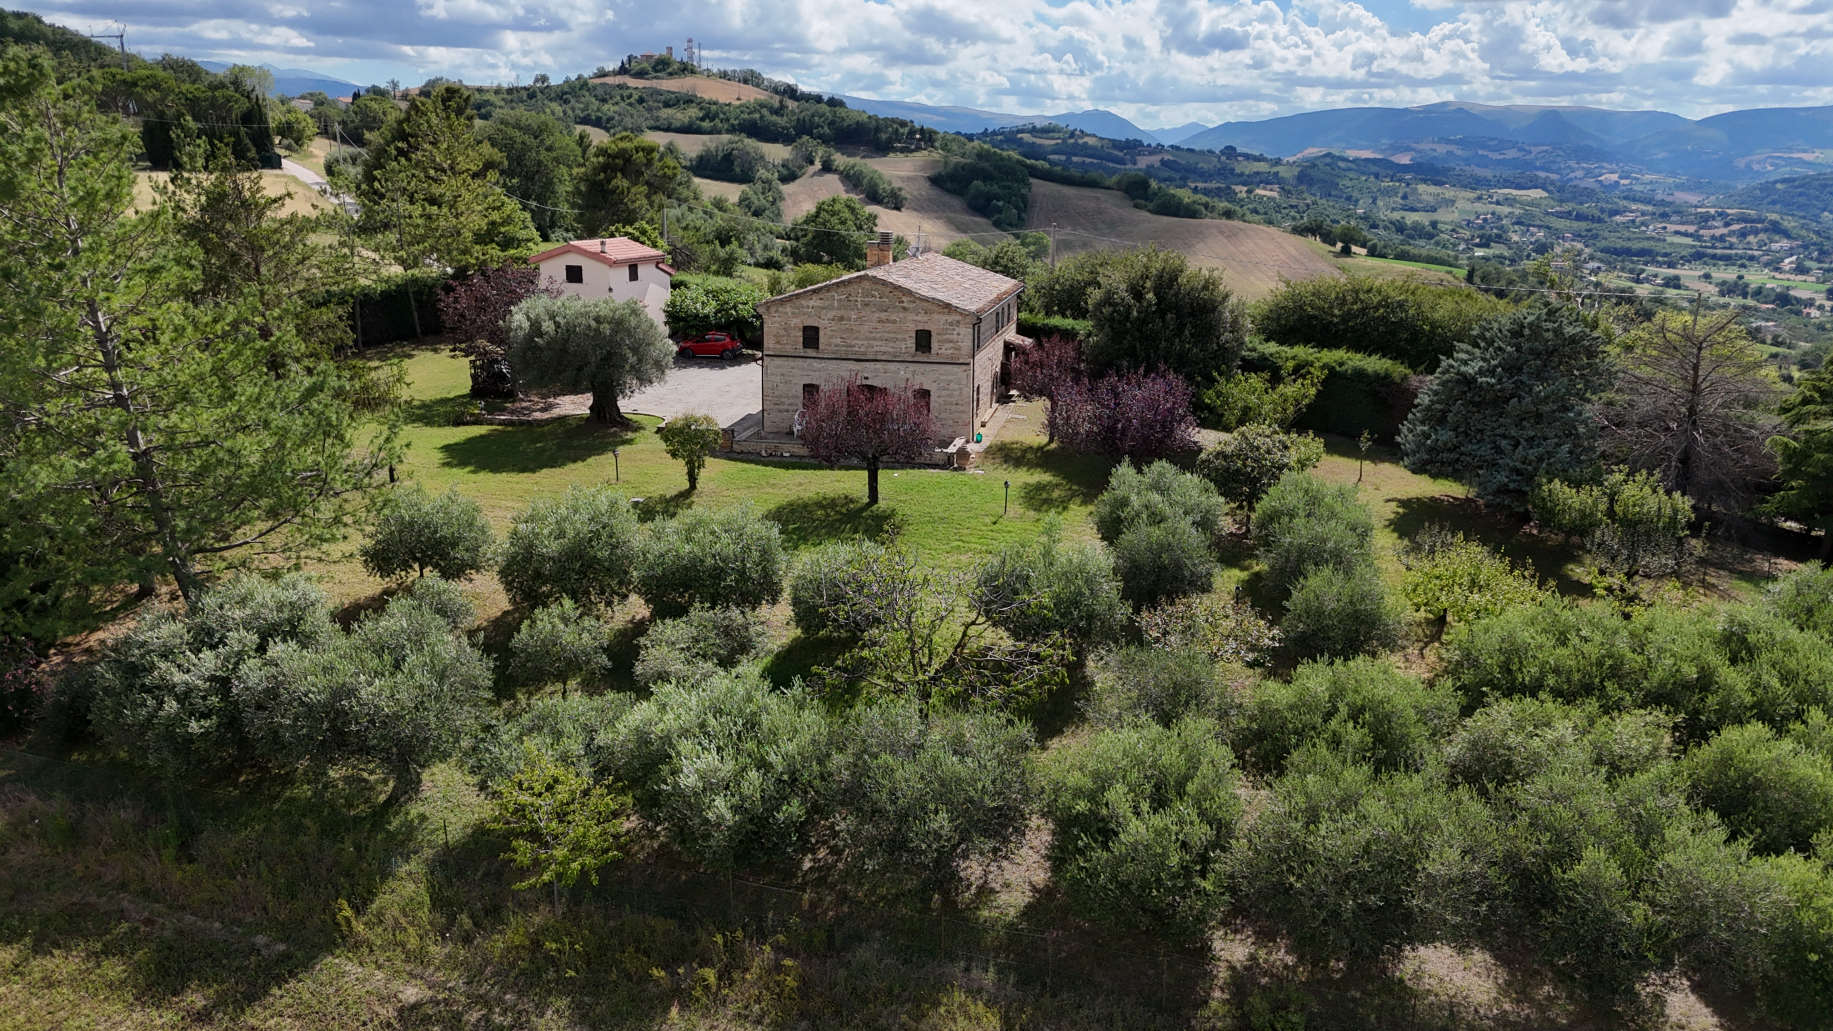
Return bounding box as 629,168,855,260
0,51,398,612
1767,363,1833,559
1400,304,1608,509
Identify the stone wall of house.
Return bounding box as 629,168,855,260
758,276,1018,440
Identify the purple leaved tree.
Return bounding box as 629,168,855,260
1008,335,1086,444
1056,367,1196,461
800,375,935,506
438,262,555,399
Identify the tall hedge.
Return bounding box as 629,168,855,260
1240,339,1417,440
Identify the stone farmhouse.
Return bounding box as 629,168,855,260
529,236,675,326
753,241,1024,447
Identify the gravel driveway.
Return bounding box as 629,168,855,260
624,355,762,427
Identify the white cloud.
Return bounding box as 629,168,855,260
20,0,1833,121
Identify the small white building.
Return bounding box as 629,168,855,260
529,237,675,326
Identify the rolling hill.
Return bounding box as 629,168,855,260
838,95,1161,142
196,60,359,98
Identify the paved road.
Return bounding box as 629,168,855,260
625,355,762,427
281,157,358,214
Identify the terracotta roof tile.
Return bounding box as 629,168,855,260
760,252,1021,314
529,237,669,268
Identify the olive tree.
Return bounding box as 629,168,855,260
506,295,672,425
498,486,640,610
633,505,786,618
360,486,495,582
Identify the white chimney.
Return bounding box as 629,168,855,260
599,240,606,252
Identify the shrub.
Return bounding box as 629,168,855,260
1053,368,1199,460
466,692,634,787
499,486,640,610
597,669,832,871
1253,276,1509,371
1112,519,1217,609
633,605,769,688
1770,563,1833,640
1683,723,1833,856
509,598,611,693
360,486,495,582
1752,852,1833,1028
489,749,630,906
0,635,44,737
828,697,1033,895
1232,752,1498,966
86,574,336,780
402,575,475,631
1091,460,1227,546
1232,658,1453,777
657,413,724,491
1084,645,1235,728
970,534,1126,647
634,505,785,618
1531,469,1695,576
1038,718,1242,939
661,273,766,342
242,590,494,800
1251,472,1376,595
1196,367,1323,431
1239,338,1416,440
1282,565,1406,661
1194,424,1326,510
1444,697,1593,795
1138,594,1281,667
787,539,904,638
1399,528,1547,626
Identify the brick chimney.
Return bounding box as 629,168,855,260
865,231,895,268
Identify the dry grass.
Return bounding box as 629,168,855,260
1024,180,1343,300
131,170,332,217
589,74,774,103
775,156,1003,250
645,131,792,161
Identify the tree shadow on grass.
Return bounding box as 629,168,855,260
760,632,852,692
988,441,1114,513
764,493,906,549
402,392,473,428
633,489,695,523
437,418,638,475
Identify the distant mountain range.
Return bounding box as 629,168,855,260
197,60,360,98
843,95,1833,183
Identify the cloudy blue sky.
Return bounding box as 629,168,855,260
24,0,1833,123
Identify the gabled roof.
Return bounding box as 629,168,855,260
759,252,1022,315
529,237,670,269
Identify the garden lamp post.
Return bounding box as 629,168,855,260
612,447,620,483
1004,479,1010,516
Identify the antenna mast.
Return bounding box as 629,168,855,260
86,26,127,70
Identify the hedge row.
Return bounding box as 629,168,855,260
1018,312,1092,342
1240,339,1419,441
316,267,453,349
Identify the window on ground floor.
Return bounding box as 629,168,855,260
628,263,640,282
913,388,931,414
802,383,820,406
564,264,583,283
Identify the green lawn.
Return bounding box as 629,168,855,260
313,349,1110,611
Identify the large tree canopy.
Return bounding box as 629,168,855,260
1085,248,1247,385
358,84,539,276
1767,363,1833,558
505,295,672,425
574,132,697,237
1400,303,1609,509
790,195,876,269
0,51,397,614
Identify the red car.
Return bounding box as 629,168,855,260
677,331,745,360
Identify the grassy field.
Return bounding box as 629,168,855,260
131,170,332,217
589,74,774,103
306,349,1110,617
1343,254,1467,285
1025,180,1343,300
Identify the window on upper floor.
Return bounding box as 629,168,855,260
628,264,640,282
564,264,583,284
802,325,820,350
915,329,931,354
